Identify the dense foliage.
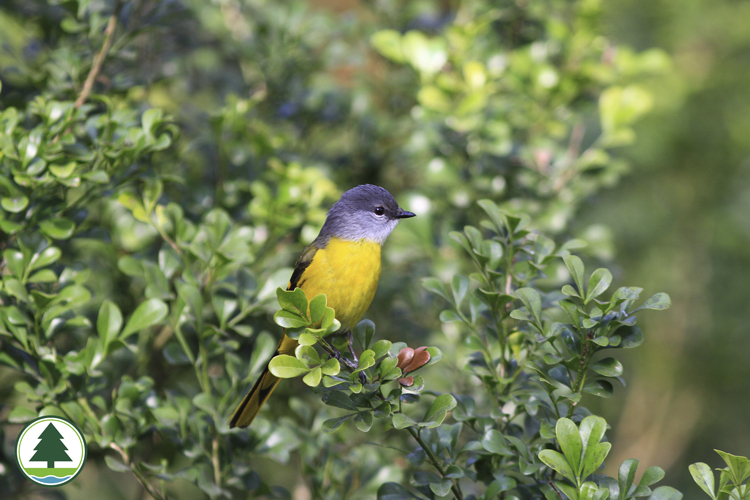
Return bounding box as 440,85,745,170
1,0,744,499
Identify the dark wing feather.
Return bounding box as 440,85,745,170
288,243,319,290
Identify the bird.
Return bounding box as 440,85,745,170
229,184,416,428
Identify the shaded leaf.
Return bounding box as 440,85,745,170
121,299,168,339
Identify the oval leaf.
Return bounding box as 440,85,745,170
97,300,123,346
591,357,623,377
39,217,76,240
268,355,309,378
121,299,168,339
424,394,457,422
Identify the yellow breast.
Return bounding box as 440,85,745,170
297,238,382,330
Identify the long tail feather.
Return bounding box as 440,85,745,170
229,332,297,428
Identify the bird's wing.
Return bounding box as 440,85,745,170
288,242,320,290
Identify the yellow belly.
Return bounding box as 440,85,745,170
297,238,382,330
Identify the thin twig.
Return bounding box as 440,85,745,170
110,443,165,500
74,0,122,109
406,427,464,500
548,480,565,500
212,437,221,488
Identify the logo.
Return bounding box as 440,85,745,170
15,416,87,486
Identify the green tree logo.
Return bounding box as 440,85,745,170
30,423,72,468
15,416,87,486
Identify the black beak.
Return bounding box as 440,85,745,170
396,208,416,219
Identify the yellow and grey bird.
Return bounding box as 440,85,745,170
229,184,415,428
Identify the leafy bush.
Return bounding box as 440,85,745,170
0,0,695,499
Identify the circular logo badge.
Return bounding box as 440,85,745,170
15,416,87,486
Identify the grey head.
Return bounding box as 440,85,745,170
317,184,415,245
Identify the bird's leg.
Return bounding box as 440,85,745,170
347,331,367,385
347,330,359,366
325,333,358,371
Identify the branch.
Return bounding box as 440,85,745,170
75,0,122,109
110,443,166,500
212,437,221,488
548,481,565,500
406,427,464,500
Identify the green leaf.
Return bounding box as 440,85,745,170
405,448,426,467
50,161,77,178
583,380,613,398
309,294,327,324
354,349,376,373
354,411,374,432
563,255,585,295
424,346,443,366
580,416,611,479
295,345,320,366
175,281,203,328
638,293,671,311
586,268,612,303
5,279,29,302
485,477,517,499
689,463,716,499
716,450,750,486
2,250,25,278
647,486,683,500
371,339,392,359
619,459,639,498
480,240,504,269
212,292,237,329
556,417,583,476
354,319,376,350
560,301,581,326
424,394,457,422
302,367,322,387
481,429,513,455
8,406,37,423
320,358,340,376
377,482,415,500
97,300,123,347
277,287,309,317
322,391,357,411
29,246,62,271
618,326,644,348
320,307,336,330
274,310,307,328
371,30,404,62
268,355,309,378
105,455,132,473
392,413,417,429
39,217,76,240
422,277,450,302
539,449,577,484
516,287,543,326
28,269,57,283
641,466,665,487
1,195,29,213
451,274,470,307
298,333,318,346
430,479,452,497
121,299,168,339
591,358,623,377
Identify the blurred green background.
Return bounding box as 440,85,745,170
593,0,750,483
1,0,749,498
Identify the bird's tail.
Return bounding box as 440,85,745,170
229,332,297,428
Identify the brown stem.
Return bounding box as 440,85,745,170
74,0,122,109
212,437,221,488
567,331,594,417
548,481,565,500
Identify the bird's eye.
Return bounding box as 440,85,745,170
374,206,385,216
